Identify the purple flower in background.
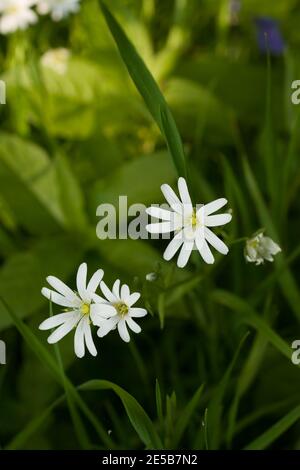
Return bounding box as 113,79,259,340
255,17,285,56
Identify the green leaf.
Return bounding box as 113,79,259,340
212,289,291,360
242,156,300,323
0,133,64,234
54,153,87,231
80,379,163,449
244,404,300,450
173,384,204,447
6,395,64,450
155,379,164,429
0,297,114,448
99,1,187,177
160,105,187,178
207,333,249,449
0,235,86,330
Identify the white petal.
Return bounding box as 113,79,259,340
129,308,148,318
203,198,227,216
196,236,214,264
146,221,174,234
41,288,79,308
118,319,130,342
112,279,121,299
46,275,77,301
161,184,183,214
100,281,118,303
126,317,141,334
74,317,86,358
177,241,194,268
83,317,97,357
39,311,77,330
204,227,229,255
120,284,130,302
92,292,109,304
86,269,104,297
146,206,173,221
127,292,141,307
163,230,184,261
76,263,88,301
97,316,119,338
178,177,193,215
205,213,232,227
90,303,117,325
47,315,79,344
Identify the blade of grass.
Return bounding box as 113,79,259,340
0,296,114,448
244,404,300,450
155,379,164,430
207,332,249,449
49,298,90,449
172,384,204,447
242,156,300,323
99,0,187,178
212,289,292,360
80,379,163,449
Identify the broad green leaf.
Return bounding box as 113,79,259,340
0,133,65,234
99,1,187,177
80,379,163,449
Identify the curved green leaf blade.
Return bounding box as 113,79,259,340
99,1,187,178
80,379,163,449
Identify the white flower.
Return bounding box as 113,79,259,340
146,177,232,268
41,48,70,74
0,0,38,34
37,0,80,21
245,232,281,265
146,272,157,282
39,263,109,358
95,280,147,343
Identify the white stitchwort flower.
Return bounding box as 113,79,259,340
0,0,37,34
41,48,70,74
245,232,281,265
146,177,232,268
95,280,147,343
39,263,110,358
37,0,80,21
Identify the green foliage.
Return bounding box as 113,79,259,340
0,0,300,452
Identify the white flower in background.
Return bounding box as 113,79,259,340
39,263,109,358
37,0,80,21
41,48,70,74
95,280,147,343
146,272,157,282
0,0,37,34
245,232,281,265
146,177,232,268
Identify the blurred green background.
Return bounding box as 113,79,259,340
0,0,300,450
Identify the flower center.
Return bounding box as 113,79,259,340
80,303,90,315
7,5,21,14
114,302,129,317
191,210,198,228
